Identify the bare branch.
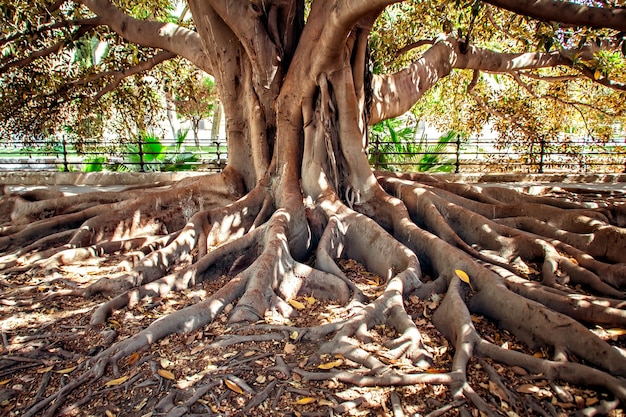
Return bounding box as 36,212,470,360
0,25,94,74
575,63,626,92
483,0,626,31
77,0,211,74
518,72,581,82
89,51,176,101
0,18,101,48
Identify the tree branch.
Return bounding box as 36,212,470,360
369,36,616,124
0,25,94,75
0,18,101,47
78,51,177,101
76,0,211,73
483,0,626,31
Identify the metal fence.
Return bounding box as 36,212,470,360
1,136,625,173
369,135,626,174
0,138,228,172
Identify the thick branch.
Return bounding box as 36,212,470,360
370,37,603,124
484,0,626,31
77,0,211,73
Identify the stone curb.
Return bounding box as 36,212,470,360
0,171,625,186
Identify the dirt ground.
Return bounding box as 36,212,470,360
1,181,625,416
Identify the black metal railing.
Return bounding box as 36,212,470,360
0,137,228,173
1,136,625,173
368,135,626,174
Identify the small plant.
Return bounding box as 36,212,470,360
369,117,458,172
113,131,199,172
83,156,106,172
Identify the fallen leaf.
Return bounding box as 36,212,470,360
288,299,306,310
244,350,256,357
455,269,470,283
105,410,115,417
160,358,173,369
157,369,175,380
516,384,539,394
489,381,508,402
127,352,140,365
284,343,296,354
586,397,599,406
318,399,333,406
104,376,129,387
318,359,343,369
0,379,10,386
607,328,626,337
134,398,148,411
304,296,316,305
290,331,299,340
56,366,77,374
37,366,54,374
224,379,243,394
510,366,528,376
295,397,316,405
255,375,266,384
107,319,121,329
426,368,447,373
594,69,602,80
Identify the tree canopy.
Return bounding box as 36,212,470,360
1,0,625,145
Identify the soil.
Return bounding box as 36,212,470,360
1,251,625,416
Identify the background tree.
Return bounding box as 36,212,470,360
2,1,626,415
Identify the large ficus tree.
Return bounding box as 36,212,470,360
2,1,626,415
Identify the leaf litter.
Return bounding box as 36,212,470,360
0,254,623,416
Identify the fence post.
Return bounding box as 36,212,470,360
213,141,223,171
62,137,69,172
538,136,545,173
455,134,461,173
138,139,145,172
372,135,380,170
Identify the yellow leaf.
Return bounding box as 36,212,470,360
533,352,544,358
606,328,626,337
317,359,343,370
107,319,121,329
594,69,601,80
288,299,306,310
37,366,54,374
304,296,316,305
426,368,446,373
0,379,10,386
455,269,470,284
295,397,317,405
224,379,243,394
56,366,77,374
104,375,129,387
290,331,299,340
157,369,175,380
105,410,115,417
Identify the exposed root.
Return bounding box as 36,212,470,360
4,174,626,416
